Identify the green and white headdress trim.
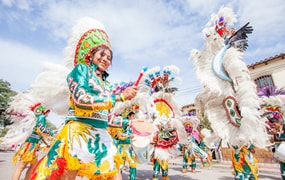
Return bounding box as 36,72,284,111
63,17,111,69
74,29,111,66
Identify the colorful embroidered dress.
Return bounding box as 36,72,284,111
31,63,120,180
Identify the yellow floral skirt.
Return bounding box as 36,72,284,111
31,120,121,180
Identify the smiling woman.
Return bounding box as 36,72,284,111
29,17,138,180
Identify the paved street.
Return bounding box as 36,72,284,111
0,151,280,180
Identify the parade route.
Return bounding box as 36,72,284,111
0,151,280,180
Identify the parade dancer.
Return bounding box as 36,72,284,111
269,118,285,179
108,104,139,180
231,145,258,180
189,7,268,151
181,115,211,173
151,120,180,180
138,65,187,180
11,103,56,180
263,105,285,180
257,84,285,180
268,117,285,179
30,17,138,180
182,121,197,173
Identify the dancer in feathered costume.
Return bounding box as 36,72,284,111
108,97,140,180
256,85,285,179
137,65,187,180
8,102,56,180
190,7,268,149
181,114,212,173
265,106,285,179
231,144,258,180
29,17,138,180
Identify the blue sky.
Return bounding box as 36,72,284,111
0,0,284,122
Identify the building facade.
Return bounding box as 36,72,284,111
248,53,285,90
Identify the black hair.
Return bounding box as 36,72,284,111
127,112,135,119
268,117,280,123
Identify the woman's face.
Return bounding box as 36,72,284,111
91,47,112,72
272,121,282,131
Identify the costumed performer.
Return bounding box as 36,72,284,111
181,115,211,173
190,6,268,150
231,144,258,180
257,84,285,180
108,103,139,180
265,105,285,180
139,65,187,180
12,103,56,180
30,17,138,180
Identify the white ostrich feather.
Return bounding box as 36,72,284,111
260,95,285,110
206,6,237,28
1,93,39,146
62,17,106,69
163,65,180,74
190,32,229,96
153,146,181,161
28,62,70,116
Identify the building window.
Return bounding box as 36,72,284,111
254,75,274,88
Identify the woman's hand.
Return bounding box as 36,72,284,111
122,85,138,100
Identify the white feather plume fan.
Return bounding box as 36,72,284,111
189,32,231,97
28,62,70,116
62,17,106,69
1,92,39,146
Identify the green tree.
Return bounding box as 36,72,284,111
0,79,17,127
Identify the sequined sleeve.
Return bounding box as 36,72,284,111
67,64,116,110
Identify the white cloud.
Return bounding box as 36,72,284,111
0,39,62,91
